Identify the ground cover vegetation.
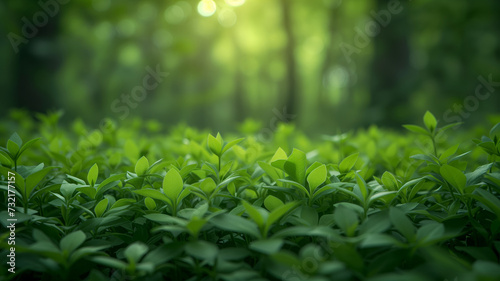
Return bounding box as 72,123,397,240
1,111,500,280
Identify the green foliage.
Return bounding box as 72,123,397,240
1,113,499,280
134,156,149,177
87,163,98,187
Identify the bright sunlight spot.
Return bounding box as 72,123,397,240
197,0,217,17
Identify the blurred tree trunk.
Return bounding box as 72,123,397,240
280,0,298,122
320,2,355,130
194,36,214,129
9,1,61,114
319,4,337,109
15,48,51,113
368,0,412,127
231,29,245,123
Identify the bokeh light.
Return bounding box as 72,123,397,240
3,0,499,133
324,66,349,89
138,3,158,21
218,9,237,27
117,19,136,37
164,5,186,24
153,29,173,48
94,22,114,41
118,44,141,65
197,0,217,17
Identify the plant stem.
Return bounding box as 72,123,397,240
446,182,456,201
431,136,438,157
218,155,222,182
466,199,473,219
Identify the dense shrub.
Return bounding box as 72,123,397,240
1,112,500,281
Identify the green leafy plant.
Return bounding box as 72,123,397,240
403,111,461,156
1,114,499,281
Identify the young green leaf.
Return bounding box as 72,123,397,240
144,197,156,210
354,172,368,201
60,181,78,199
135,156,149,176
489,122,500,143
266,201,300,231
133,189,170,203
249,239,284,254
403,124,429,135
9,132,23,147
88,163,99,187
210,213,261,238
185,240,218,262
184,218,205,236
437,122,462,135
228,182,236,196
91,256,127,270
305,161,323,176
284,149,307,185
60,231,86,253
472,188,500,218
416,222,445,246
94,198,109,217
339,153,358,173
200,177,216,194
381,171,398,191
208,134,222,156
259,161,281,182
277,179,310,195
96,173,125,195
439,144,460,163
271,147,288,162
440,164,466,194
7,140,19,156
389,208,416,242
216,132,223,143
0,151,12,166
163,168,184,202
25,166,55,199
334,204,359,237
145,213,186,225
18,138,40,157
242,200,265,228
423,111,437,132
111,198,136,209
124,242,148,264
264,195,284,211
222,138,244,154
307,164,327,194
300,206,319,226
